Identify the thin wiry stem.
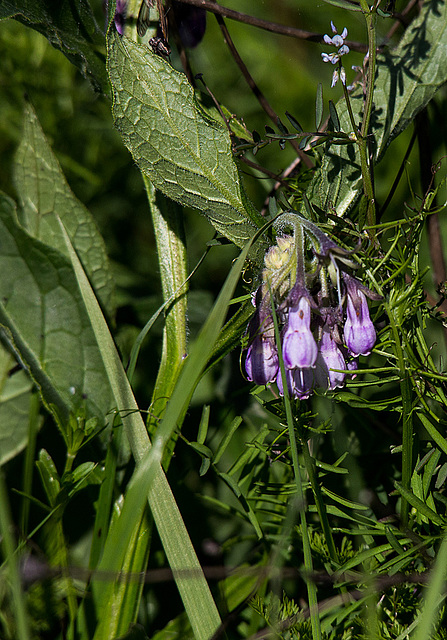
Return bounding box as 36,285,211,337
174,0,368,51
212,11,314,169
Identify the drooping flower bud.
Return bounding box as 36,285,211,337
245,331,278,385
315,325,346,390
244,292,278,385
344,290,376,357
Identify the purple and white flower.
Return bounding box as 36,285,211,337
343,275,378,357
282,295,318,370
277,367,314,400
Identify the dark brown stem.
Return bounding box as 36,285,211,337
383,0,419,44
239,156,290,186
174,0,368,52
212,11,313,170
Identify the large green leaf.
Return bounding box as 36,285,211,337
0,0,108,92
0,193,113,425
308,0,447,215
107,30,267,254
0,343,34,466
14,104,115,318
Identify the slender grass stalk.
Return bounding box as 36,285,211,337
57,217,222,640
0,469,31,640
412,534,447,640
385,300,413,526
300,440,338,565
269,285,322,640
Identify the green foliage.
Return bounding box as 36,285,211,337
1,1,447,639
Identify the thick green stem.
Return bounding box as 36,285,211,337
144,177,188,466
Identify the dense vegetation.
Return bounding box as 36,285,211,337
0,1,447,638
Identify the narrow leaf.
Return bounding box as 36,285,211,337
315,83,323,130
328,100,340,132
394,481,444,526
285,111,303,133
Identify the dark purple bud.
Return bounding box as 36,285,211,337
344,290,376,356
172,1,207,48
114,0,127,35
277,367,314,400
315,325,346,390
282,296,318,369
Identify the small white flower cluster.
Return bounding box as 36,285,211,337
321,22,349,87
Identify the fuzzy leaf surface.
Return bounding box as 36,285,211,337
107,31,266,254
308,1,447,215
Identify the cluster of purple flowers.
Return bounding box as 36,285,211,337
244,214,381,400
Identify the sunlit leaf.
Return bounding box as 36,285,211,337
107,30,267,256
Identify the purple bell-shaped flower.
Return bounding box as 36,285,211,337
315,324,346,390
282,295,318,370
245,332,278,385
244,293,278,385
343,277,377,357
277,366,314,400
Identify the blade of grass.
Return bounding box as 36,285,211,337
412,534,447,640
56,216,222,640
0,469,31,640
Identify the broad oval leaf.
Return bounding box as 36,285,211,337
0,193,113,425
107,30,266,253
14,104,115,318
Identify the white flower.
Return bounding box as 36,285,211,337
321,22,350,87
321,52,340,64
331,69,339,87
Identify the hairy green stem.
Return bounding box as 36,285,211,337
144,177,188,466
357,1,378,229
